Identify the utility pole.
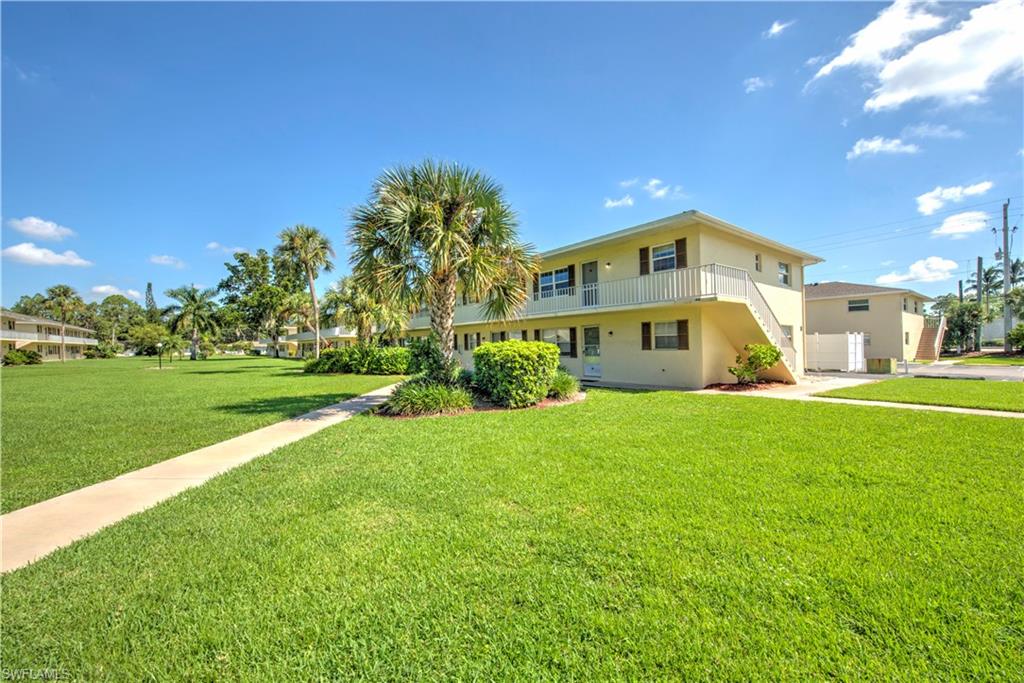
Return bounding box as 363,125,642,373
999,200,1012,353
958,280,963,302
976,256,983,352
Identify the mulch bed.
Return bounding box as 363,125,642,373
704,381,789,392
376,390,587,419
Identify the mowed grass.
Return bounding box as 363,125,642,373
817,377,1024,413
955,353,1024,366
0,356,399,512
3,390,1022,679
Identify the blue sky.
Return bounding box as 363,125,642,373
2,1,1022,307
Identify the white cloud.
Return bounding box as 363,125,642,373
643,179,687,200
618,178,639,188
881,260,896,266
764,20,795,39
91,285,142,300
1,242,92,267
903,123,964,139
603,195,634,209
811,0,946,82
150,254,186,268
931,210,989,239
846,136,920,160
206,241,247,255
6,216,75,241
865,0,1024,111
876,256,958,284
743,76,772,93
916,181,993,215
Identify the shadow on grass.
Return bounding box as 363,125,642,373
212,393,359,419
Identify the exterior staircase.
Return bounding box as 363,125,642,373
915,316,946,361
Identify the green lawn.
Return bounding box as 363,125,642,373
955,353,1024,366
817,377,1024,412
3,390,1021,679
0,355,399,512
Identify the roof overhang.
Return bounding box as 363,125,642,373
539,210,824,265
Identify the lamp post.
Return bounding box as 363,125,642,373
157,341,164,370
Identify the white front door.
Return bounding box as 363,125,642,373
583,326,601,377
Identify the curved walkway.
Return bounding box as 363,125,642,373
1,384,397,574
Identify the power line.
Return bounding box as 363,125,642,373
807,212,1023,253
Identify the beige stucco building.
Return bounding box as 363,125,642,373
804,282,942,362
404,210,821,388
1,309,98,361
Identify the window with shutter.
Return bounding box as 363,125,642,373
674,238,687,269
676,319,689,350
569,327,577,358
641,322,652,350
639,247,650,275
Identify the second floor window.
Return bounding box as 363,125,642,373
755,253,762,272
778,262,791,286
539,267,571,298
848,299,870,312
652,244,676,272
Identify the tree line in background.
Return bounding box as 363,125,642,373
929,259,1024,353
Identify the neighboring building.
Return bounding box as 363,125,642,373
804,282,943,362
1,309,98,361
403,210,821,388
265,325,359,358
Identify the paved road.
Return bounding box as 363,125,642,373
809,362,1024,382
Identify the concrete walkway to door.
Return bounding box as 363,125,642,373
1,383,398,574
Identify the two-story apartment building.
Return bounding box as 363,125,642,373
266,326,359,358
405,210,822,388
804,282,942,362
1,309,98,361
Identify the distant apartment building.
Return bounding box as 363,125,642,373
1,309,98,360
804,282,944,361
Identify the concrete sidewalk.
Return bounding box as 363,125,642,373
1,384,397,574
698,376,1024,419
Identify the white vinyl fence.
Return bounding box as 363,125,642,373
806,332,865,372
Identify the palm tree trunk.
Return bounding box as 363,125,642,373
306,267,321,359
430,272,458,365
191,327,199,360
60,321,67,363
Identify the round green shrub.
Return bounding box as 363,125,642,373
385,379,473,416
366,346,411,374
547,368,580,400
3,350,28,366
473,340,559,408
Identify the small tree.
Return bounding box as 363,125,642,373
943,300,984,353
45,284,86,363
728,343,783,385
1007,324,1024,353
163,286,220,360
128,323,170,355
274,225,334,359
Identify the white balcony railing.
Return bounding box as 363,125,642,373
0,329,97,345
408,263,796,369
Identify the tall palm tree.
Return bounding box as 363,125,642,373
322,276,405,344
275,225,334,359
163,286,220,360
349,160,538,370
994,258,1024,289
45,284,86,363
967,265,1003,316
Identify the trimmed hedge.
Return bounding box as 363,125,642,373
304,344,410,375
3,350,42,366
385,378,473,416
473,340,559,408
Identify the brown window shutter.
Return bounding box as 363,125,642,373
463,333,469,349
639,247,650,275
476,332,481,347
675,238,687,269
454,334,459,351
567,264,576,288
677,320,689,350
569,327,578,358
521,329,527,340
532,274,539,298
641,322,652,350
534,329,540,341
500,331,507,341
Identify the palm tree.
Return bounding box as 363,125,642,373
163,286,220,360
45,284,86,363
162,334,187,363
994,258,1024,290
967,265,1003,316
322,276,405,344
349,160,538,371
274,225,334,359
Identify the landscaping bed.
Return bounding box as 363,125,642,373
704,380,788,392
